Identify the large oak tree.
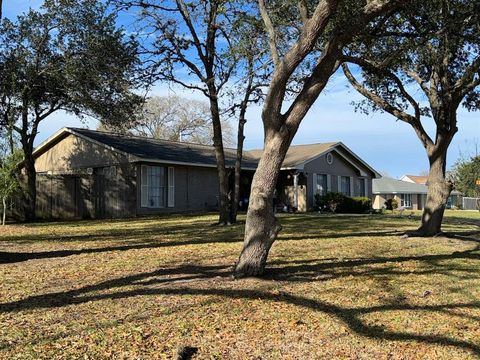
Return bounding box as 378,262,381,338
341,0,480,236
234,0,409,277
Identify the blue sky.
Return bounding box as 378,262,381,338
5,1,479,178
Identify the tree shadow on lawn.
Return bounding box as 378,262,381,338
1,248,480,356
0,234,243,264
0,229,430,264
267,243,480,279
2,220,244,244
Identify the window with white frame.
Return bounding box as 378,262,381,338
141,165,166,208
315,174,328,196
340,176,351,196
400,194,412,208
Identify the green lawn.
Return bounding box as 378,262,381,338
0,213,479,359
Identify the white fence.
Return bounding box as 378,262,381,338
462,197,480,211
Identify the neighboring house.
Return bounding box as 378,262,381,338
400,174,428,185
26,127,379,219
373,177,462,210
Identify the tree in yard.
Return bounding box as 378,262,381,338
227,11,271,223
98,95,234,146
234,0,409,277
341,0,480,236
116,0,257,225
450,155,480,201
117,0,270,225
0,0,142,221
0,150,22,225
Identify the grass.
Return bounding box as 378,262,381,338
0,212,479,359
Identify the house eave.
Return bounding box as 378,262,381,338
132,157,258,170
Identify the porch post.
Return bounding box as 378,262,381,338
293,172,299,209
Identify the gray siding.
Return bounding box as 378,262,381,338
136,163,219,215
304,151,375,209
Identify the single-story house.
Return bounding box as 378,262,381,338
372,177,462,210
28,127,380,219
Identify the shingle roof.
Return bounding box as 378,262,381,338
68,128,259,169
33,127,378,174
373,177,429,194
248,142,338,168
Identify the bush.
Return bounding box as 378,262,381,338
384,198,398,211
314,192,372,214
351,197,372,213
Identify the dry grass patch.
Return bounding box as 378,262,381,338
0,213,479,359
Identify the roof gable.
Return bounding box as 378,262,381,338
248,142,380,177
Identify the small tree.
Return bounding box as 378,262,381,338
0,150,22,225
450,155,480,198
385,198,399,212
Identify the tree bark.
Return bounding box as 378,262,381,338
208,91,230,225
415,143,453,236
230,117,246,223
230,115,245,223
22,153,36,222
235,126,291,277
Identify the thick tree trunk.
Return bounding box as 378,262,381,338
235,128,291,277
416,145,452,236
230,113,246,223
23,154,36,222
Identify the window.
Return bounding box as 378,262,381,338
400,194,411,208
359,178,366,197
326,152,333,164
340,176,351,196
168,167,175,207
141,165,166,208
315,174,328,196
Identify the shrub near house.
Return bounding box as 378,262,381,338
315,192,371,213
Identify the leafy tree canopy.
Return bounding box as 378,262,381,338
0,0,143,142
451,155,480,197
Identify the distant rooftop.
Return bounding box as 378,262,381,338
374,177,461,195
401,175,428,184
373,177,429,194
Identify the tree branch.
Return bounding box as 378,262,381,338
258,0,280,67
298,0,309,24
343,55,421,120
342,63,433,149
453,55,480,98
